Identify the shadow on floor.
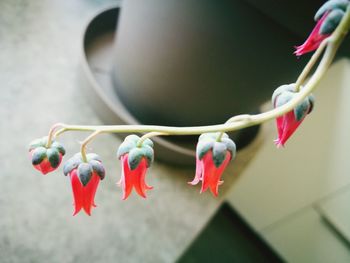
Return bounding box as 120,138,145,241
177,203,283,263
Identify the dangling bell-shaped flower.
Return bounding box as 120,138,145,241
295,0,348,56
272,84,315,147
29,136,66,175
189,132,236,197
63,153,105,216
117,135,154,200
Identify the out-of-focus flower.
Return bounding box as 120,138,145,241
189,133,236,197
29,137,65,175
117,135,154,200
295,0,348,56
63,153,105,216
272,84,314,147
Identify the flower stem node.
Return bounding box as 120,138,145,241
63,153,105,216
272,84,315,147
29,136,66,175
189,132,236,197
117,135,155,200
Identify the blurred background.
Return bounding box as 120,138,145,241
2,0,350,262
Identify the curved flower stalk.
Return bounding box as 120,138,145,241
189,133,236,197
295,0,348,56
272,84,314,147
27,2,350,215
117,135,154,200
63,153,105,215
29,137,65,174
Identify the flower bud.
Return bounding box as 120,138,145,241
29,137,65,175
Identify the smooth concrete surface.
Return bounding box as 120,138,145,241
0,1,263,262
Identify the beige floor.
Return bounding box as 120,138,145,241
0,1,263,262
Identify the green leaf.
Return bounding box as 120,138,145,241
117,140,135,159
294,99,311,121
275,92,294,108
272,84,295,107
51,141,66,155
315,0,348,21
124,134,140,143
90,160,105,180
141,145,154,168
47,148,60,168
63,156,81,176
142,138,154,148
222,138,237,161
87,153,101,162
320,8,345,34
196,139,214,160
128,148,144,170
29,137,46,151
78,163,93,186
31,147,47,165
212,142,228,167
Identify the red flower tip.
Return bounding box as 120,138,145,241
118,154,153,200
294,12,330,56
274,111,304,147
29,137,66,175
189,133,236,197
63,153,105,216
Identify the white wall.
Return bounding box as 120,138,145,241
227,59,350,262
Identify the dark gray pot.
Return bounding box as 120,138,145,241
82,1,326,165
112,0,304,129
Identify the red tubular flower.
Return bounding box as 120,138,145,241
295,0,348,56
63,153,105,216
69,169,100,216
190,150,231,197
272,84,314,147
118,154,153,200
117,135,154,200
189,133,236,197
294,12,330,56
29,137,65,175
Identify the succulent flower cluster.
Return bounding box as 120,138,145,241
29,133,238,215
28,0,350,216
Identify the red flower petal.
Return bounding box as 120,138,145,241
69,169,84,216
294,12,330,56
69,169,100,216
190,151,231,197
275,111,304,147
188,157,203,185
82,173,100,215
119,154,152,200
